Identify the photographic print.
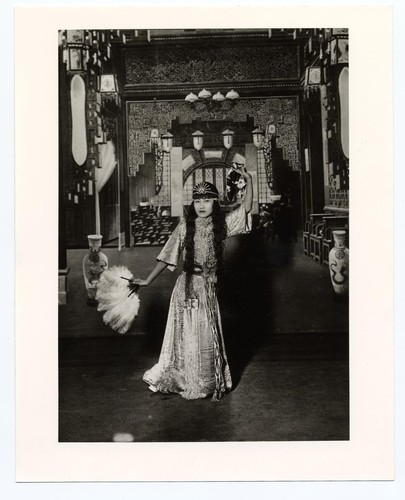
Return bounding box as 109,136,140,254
15,5,394,483
58,27,350,443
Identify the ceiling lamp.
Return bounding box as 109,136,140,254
197,88,212,100
185,88,240,113
185,92,198,103
212,91,225,102
225,89,240,100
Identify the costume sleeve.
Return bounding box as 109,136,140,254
156,221,185,271
225,204,252,238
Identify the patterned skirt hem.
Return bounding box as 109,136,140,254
142,372,223,400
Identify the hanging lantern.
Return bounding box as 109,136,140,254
192,130,204,151
66,29,85,44
161,132,173,153
100,74,120,106
100,74,117,92
149,128,160,148
252,127,265,149
65,30,88,72
222,129,234,150
304,66,322,86
67,46,87,71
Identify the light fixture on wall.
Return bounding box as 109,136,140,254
252,124,276,150
149,128,160,148
252,127,265,149
149,129,174,152
185,88,240,112
192,130,204,151
161,132,174,153
222,129,234,149
190,129,236,152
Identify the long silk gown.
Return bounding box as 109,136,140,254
143,204,251,400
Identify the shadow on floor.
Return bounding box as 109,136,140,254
221,230,298,387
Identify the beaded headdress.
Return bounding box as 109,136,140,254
192,181,219,200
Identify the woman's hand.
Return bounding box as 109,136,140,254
130,261,168,289
232,162,251,180
131,278,149,287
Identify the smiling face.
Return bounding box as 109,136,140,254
193,197,215,218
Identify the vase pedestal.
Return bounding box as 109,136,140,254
58,267,70,305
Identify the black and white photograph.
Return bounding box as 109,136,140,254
58,27,350,443
12,3,397,488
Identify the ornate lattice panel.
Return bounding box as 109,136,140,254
183,175,194,206
155,153,171,206
257,149,273,203
127,97,300,175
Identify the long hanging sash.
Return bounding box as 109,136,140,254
206,282,227,401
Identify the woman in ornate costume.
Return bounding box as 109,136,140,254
132,165,253,400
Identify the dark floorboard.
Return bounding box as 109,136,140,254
59,334,349,442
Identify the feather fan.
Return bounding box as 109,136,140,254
96,265,140,334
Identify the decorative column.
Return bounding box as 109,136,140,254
320,84,331,208
252,124,277,204
170,147,183,217
245,143,259,214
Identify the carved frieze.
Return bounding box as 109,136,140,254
125,45,299,85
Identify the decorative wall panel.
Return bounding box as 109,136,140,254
127,97,299,175
215,169,224,198
125,45,299,85
257,149,273,203
155,154,171,207
183,175,194,206
204,168,214,184
322,69,349,210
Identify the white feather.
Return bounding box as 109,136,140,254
96,265,140,334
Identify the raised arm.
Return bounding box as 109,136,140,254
243,171,253,213
235,164,253,213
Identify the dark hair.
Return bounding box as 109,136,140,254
183,200,226,298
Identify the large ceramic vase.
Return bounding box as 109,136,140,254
328,230,349,296
82,234,108,306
